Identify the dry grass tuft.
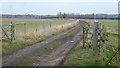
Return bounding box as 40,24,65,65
16,20,79,43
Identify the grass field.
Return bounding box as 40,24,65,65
98,19,118,34
98,19,119,48
2,18,76,40
2,18,78,55
63,19,119,66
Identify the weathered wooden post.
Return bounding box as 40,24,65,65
92,21,99,55
85,24,89,40
97,23,101,53
13,23,16,40
11,22,13,41
10,22,16,41
24,23,26,34
83,27,85,47
102,25,108,66
97,24,104,66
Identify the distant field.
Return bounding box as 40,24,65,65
2,18,78,55
98,19,119,47
2,18,77,40
2,18,75,38
98,19,118,34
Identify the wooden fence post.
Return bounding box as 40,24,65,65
92,21,99,55
13,23,16,40
10,22,16,41
83,27,85,47
82,24,90,48
24,23,26,34
11,22,13,41
101,25,107,66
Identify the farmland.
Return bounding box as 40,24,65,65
2,18,87,66
1,19,119,67
98,19,119,50
63,19,119,66
1,1,119,67
2,18,78,55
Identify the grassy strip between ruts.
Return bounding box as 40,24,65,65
11,21,86,66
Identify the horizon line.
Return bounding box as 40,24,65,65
1,13,119,15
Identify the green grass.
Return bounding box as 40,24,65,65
98,19,119,67
64,19,119,66
12,57,39,66
63,42,102,66
11,22,86,66
2,41,30,55
98,19,118,34
2,18,78,55
98,20,119,51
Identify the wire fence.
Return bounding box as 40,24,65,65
82,21,120,67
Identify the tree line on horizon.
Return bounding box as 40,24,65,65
1,13,119,19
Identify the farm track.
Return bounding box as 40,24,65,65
3,20,87,66
38,27,83,66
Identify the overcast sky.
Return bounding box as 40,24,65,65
0,0,119,15
0,0,119,2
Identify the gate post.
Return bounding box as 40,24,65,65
92,21,99,55
11,22,15,41
24,23,26,35
11,22,13,41
83,27,85,47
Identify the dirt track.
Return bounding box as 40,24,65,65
38,27,83,66
3,20,88,66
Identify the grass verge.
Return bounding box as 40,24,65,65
63,41,102,66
